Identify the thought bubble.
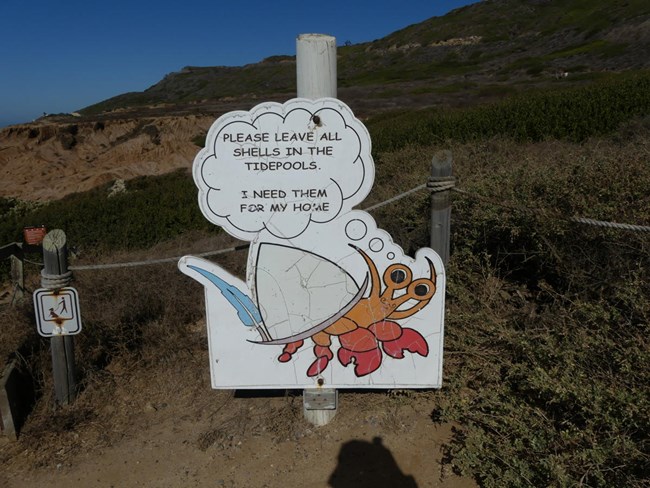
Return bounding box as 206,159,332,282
193,98,374,240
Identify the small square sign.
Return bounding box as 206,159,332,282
33,287,82,337
23,226,47,246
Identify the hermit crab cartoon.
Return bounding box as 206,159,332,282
274,244,436,377
182,242,437,379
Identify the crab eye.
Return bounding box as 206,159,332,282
408,278,436,301
391,269,407,284
414,284,429,296
384,264,412,289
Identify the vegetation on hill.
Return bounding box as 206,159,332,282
80,0,650,117
2,1,650,486
368,70,650,151
3,70,650,486
0,171,216,254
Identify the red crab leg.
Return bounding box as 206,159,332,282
338,348,382,377
278,339,304,362
337,328,382,377
381,328,429,359
307,345,334,377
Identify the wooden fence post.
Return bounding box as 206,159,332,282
297,33,338,427
429,150,453,265
42,229,77,406
0,243,24,305
10,244,24,303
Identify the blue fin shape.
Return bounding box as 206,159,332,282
187,265,262,327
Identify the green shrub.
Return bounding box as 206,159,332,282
368,71,650,153
367,133,649,487
0,170,218,256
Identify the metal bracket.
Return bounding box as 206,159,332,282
303,388,337,410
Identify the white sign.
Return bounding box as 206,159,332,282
33,287,82,337
193,98,373,240
179,98,445,389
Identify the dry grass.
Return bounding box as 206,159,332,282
1,120,649,486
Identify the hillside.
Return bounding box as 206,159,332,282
80,0,650,117
1,2,649,487
0,116,212,201
0,0,648,202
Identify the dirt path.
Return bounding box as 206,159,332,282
0,343,477,488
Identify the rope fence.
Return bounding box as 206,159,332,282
4,181,650,272
68,244,249,271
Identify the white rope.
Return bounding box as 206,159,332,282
452,187,650,233
57,183,649,272
569,217,650,233
68,244,249,271
427,175,456,193
41,270,72,289
362,183,428,212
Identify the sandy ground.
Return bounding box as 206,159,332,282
0,116,212,201
0,333,477,488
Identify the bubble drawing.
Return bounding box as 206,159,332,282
369,238,384,252
193,98,374,241
345,219,368,241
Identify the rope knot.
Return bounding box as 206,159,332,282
427,175,456,193
41,270,72,290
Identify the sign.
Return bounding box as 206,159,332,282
23,226,47,246
33,287,82,337
179,98,445,389
193,98,373,240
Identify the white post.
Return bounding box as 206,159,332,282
296,34,337,99
297,33,338,427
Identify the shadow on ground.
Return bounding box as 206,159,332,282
329,436,418,487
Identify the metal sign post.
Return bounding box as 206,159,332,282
296,34,339,426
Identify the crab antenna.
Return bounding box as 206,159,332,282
349,244,381,298
426,257,437,287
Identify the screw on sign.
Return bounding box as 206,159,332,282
33,287,82,337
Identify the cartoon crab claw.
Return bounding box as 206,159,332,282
307,346,334,377
337,347,383,377
279,340,304,363
381,328,429,359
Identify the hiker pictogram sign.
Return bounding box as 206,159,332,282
33,287,82,337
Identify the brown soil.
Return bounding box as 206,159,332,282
0,332,477,488
0,115,213,201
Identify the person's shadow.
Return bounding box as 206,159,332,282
328,437,418,487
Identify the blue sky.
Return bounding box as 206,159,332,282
0,0,477,127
